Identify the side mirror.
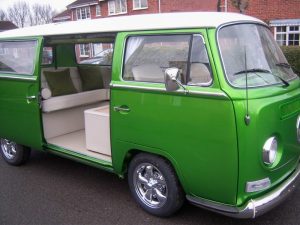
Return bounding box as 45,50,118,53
164,68,180,92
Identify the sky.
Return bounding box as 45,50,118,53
0,0,75,12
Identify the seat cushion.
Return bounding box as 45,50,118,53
44,68,77,96
78,66,104,91
41,88,52,100
42,89,109,112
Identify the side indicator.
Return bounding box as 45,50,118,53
246,178,271,193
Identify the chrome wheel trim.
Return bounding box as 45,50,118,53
297,115,300,143
0,139,17,160
133,163,168,209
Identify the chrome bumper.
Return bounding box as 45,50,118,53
187,163,300,219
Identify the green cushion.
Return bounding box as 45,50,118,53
78,66,103,91
44,68,77,96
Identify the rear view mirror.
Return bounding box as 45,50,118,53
164,68,180,92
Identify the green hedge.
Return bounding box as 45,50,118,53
281,46,300,75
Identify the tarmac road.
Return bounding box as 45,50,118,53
0,150,299,225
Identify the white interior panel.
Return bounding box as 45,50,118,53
47,130,112,162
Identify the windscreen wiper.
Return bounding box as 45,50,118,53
276,62,300,78
234,68,270,75
276,62,291,69
272,73,290,87
234,68,289,87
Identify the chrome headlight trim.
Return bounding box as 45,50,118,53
262,137,278,165
296,115,300,143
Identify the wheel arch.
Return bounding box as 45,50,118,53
113,147,189,194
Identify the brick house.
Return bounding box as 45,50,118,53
53,0,299,60
52,9,72,23
222,0,300,46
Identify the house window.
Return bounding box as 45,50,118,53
0,47,7,55
108,0,127,15
75,43,114,65
96,5,101,16
76,7,91,20
79,44,90,57
133,0,148,10
275,25,300,46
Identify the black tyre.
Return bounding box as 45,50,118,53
128,153,184,217
0,138,31,166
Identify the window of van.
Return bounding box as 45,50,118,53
75,43,114,65
123,34,212,85
42,47,53,65
219,24,297,88
0,40,37,75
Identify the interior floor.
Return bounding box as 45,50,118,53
47,130,112,162
41,64,112,163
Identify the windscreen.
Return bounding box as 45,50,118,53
218,24,297,88
0,40,37,75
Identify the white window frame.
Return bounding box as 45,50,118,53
274,25,300,46
76,6,91,20
133,0,148,10
79,44,90,57
96,5,101,16
108,0,127,15
0,48,8,55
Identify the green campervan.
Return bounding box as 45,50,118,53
0,12,299,218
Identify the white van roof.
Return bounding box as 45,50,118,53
0,12,264,38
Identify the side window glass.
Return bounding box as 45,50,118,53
123,35,190,83
42,47,53,65
0,40,37,75
188,35,212,86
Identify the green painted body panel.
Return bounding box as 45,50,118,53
230,81,300,205
110,30,239,204
0,37,44,150
46,144,113,172
56,44,77,67
208,28,300,206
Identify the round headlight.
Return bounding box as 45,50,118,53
262,137,278,165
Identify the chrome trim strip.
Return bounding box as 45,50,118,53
111,83,228,98
296,115,300,143
120,33,215,87
111,83,165,91
0,75,36,81
188,90,227,98
187,163,300,218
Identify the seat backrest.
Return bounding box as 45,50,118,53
132,63,164,82
189,63,212,85
99,66,112,89
41,67,82,92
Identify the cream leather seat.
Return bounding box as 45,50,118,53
189,63,212,85
132,64,164,82
41,67,111,112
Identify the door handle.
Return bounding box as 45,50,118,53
113,105,130,112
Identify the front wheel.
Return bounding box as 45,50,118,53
0,138,31,166
128,153,184,217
